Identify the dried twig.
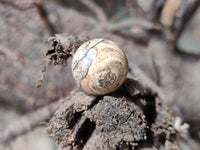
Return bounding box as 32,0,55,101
0,45,18,60
36,67,47,88
0,94,33,113
0,0,34,11
126,0,146,17
160,0,183,28
80,0,107,23
34,0,58,35
106,18,159,32
150,52,161,86
0,0,57,35
0,101,59,144
89,18,158,45
151,0,167,21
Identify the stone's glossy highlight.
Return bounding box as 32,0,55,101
72,39,128,95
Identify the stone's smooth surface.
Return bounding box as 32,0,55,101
177,8,200,55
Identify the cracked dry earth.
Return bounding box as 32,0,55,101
46,78,179,150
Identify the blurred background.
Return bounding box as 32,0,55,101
0,0,200,149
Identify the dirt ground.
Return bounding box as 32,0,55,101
0,0,200,150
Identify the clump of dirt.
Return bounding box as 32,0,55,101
36,34,89,88
46,34,89,65
45,78,180,150
85,96,147,148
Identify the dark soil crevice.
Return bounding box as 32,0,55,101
75,119,96,149
68,111,82,129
